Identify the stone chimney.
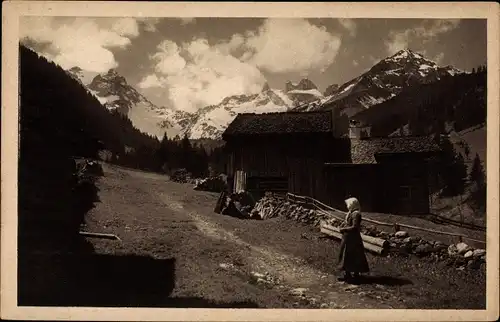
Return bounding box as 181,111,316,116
348,119,371,139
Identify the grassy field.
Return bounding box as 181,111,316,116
19,163,486,309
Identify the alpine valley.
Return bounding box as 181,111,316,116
67,49,469,140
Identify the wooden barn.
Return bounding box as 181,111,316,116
222,111,440,215
222,110,350,197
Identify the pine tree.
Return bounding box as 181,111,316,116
454,152,468,192
463,142,471,160
438,136,467,196
469,153,486,213
469,153,485,186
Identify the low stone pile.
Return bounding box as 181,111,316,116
250,194,486,270
194,176,227,192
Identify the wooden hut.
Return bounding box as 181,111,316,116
222,110,440,215
221,110,350,198
323,135,440,214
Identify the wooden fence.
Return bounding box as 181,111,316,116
286,192,486,245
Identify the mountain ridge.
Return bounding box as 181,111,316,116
293,49,465,116
66,48,469,140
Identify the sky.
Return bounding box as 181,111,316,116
20,17,487,113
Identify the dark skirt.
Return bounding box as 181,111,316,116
339,229,369,273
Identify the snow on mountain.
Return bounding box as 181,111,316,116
295,49,466,116
185,84,292,139
284,78,325,108
67,67,193,139
287,88,324,97
65,48,467,140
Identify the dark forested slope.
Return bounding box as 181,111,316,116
353,68,487,137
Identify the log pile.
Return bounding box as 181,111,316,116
320,222,389,255
194,176,227,192
250,193,286,220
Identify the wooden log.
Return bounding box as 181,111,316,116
321,223,389,248
360,234,388,248
268,201,284,219
320,225,387,256
79,231,121,241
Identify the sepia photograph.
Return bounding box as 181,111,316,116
2,1,499,321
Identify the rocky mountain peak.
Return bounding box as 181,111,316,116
324,84,339,96
294,49,465,116
285,78,318,93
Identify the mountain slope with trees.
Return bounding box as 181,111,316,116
18,44,216,253
353,66,486,137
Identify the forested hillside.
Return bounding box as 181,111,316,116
20,45,160,158
20,45,215,176
18,45,216,253
354,67,487,137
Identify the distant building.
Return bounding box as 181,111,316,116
222,110,440,215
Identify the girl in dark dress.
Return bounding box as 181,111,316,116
337,197,370,283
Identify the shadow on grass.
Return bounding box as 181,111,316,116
358,274,413,286
18,252,260,308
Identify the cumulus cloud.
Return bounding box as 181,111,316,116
214,33,245,55
138,74,164,89
385,19,461,55
385,29,412,54
138,18,343,112
19,17,159,72
111,17,140,37
151,40,186,75
338,18,357,37
433,52,445,64
420,49,445,64
139,37,266,113
137,17,161,32
242,18,342,74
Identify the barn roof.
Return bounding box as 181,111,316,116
222,110,333,138
350,136,440,164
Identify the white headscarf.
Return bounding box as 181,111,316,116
345,197,361,213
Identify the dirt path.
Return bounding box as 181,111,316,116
83,163,485,309
83,164,405,308
156,189,400,308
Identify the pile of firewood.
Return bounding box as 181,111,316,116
250,193,285,220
